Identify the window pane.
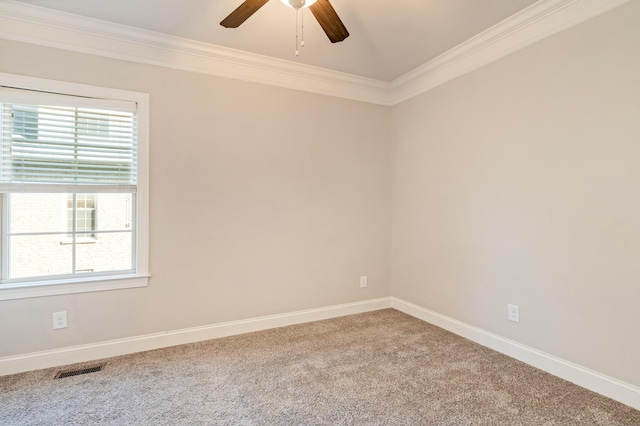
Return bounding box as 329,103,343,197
95,193,134,231
9,235,72,279
76,232,132,273
9,193,67,234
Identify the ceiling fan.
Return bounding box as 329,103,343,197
220,0,349,44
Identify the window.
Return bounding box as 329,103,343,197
11,106,38,141
0,73,149,300
68,194,97,239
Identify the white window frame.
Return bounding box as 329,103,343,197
0,73,149,300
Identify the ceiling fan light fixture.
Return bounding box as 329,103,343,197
221,0,349,45
279,0,317,9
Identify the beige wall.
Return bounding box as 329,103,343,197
0,39,391,357
392,0,640,387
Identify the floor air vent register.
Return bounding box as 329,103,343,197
54,363,106,379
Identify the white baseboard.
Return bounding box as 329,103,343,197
3,296,638,411
391,297,640,411
0,297,392,376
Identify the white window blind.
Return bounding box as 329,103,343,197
0,86,138,193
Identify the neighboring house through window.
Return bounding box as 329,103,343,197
68,194,97,239
11,105,38,141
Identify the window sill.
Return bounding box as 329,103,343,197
0,274,150,301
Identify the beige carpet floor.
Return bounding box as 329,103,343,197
1,309,638,425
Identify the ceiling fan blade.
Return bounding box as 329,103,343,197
220,0,271,28
309,0,349,43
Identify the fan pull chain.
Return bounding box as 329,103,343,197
295,9,299,56
301,9,305,48
294,8,305,57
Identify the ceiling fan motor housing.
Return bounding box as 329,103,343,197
281,0,317,9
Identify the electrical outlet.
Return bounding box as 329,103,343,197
360,276,368,288
53,311,67,329
507,304,519,323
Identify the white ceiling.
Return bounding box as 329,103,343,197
13,0,540,81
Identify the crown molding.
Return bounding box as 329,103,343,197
0,0,631,107
0,1,391,105
389,0,632,105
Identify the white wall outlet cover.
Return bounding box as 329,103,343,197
360,276,368,288
507,304,520,323
53,311,68,329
